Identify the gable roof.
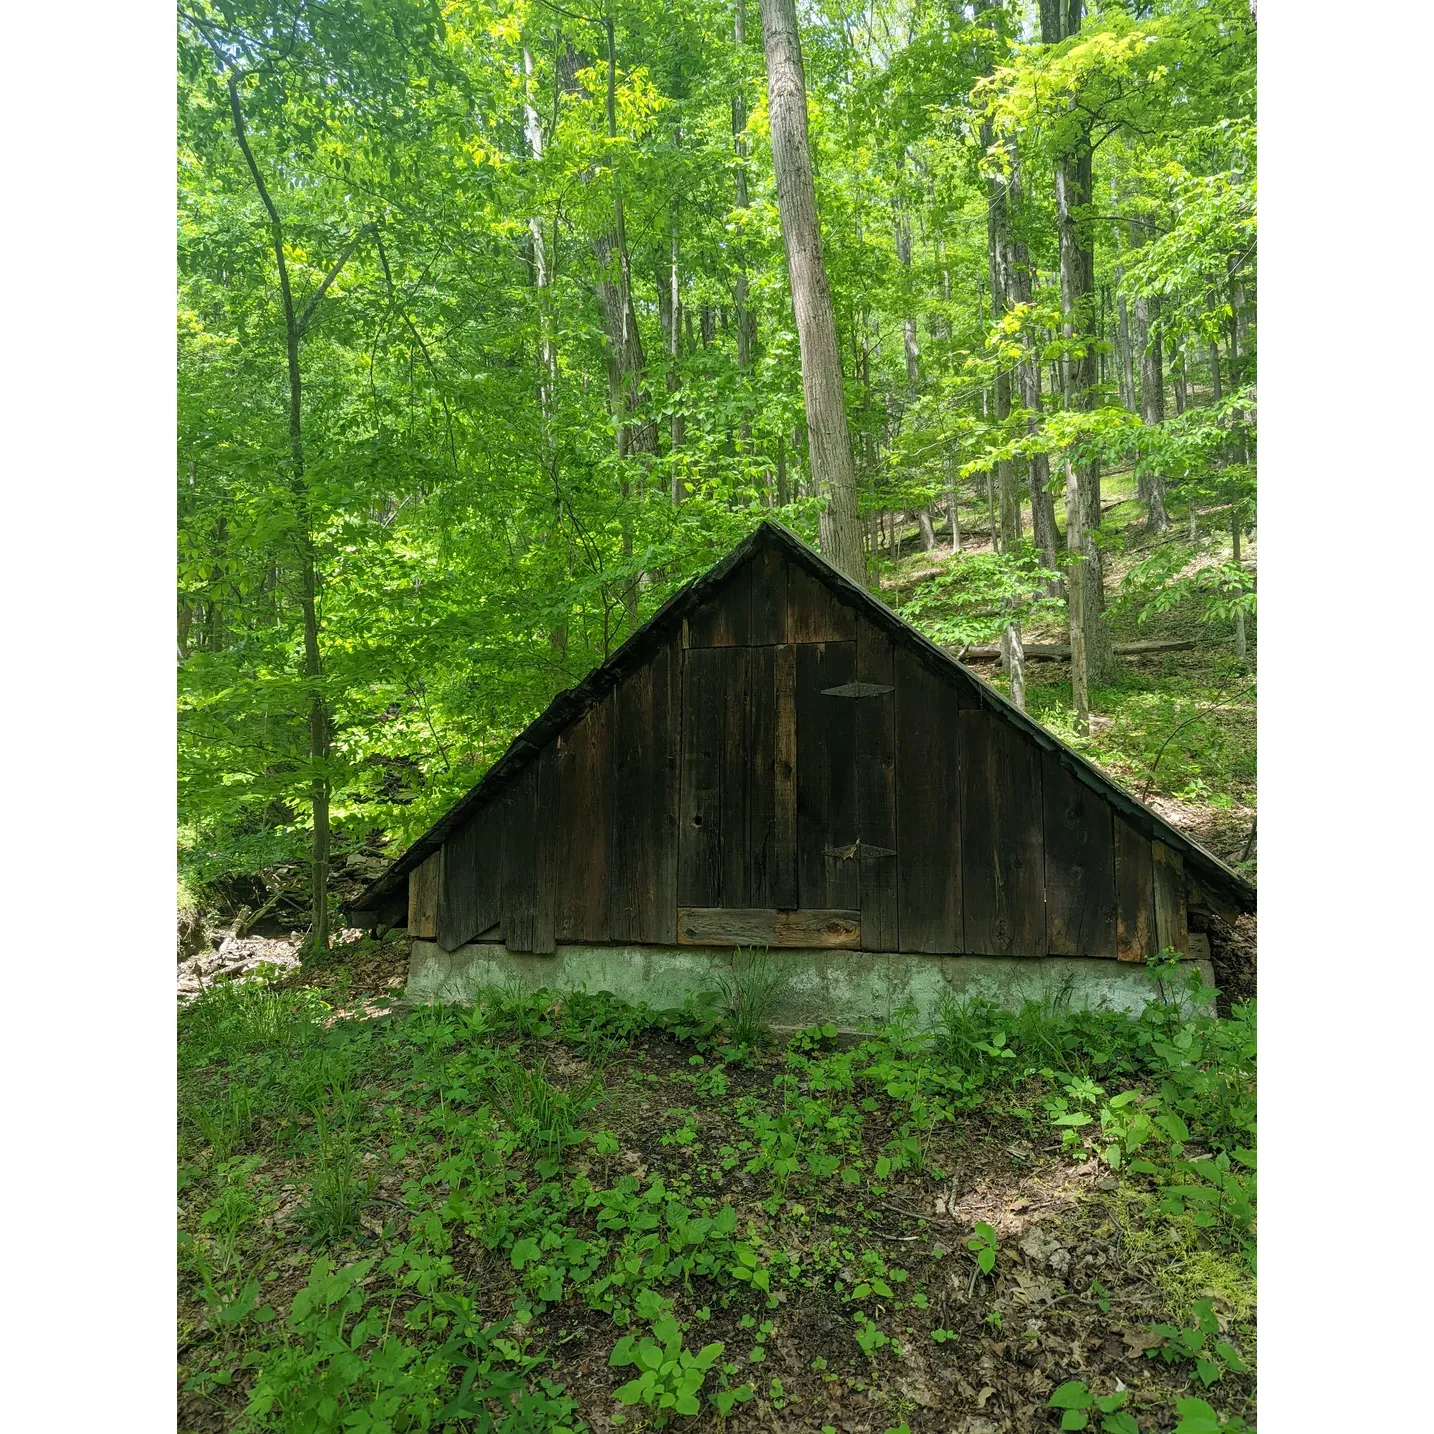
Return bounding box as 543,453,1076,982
350,521,1255,919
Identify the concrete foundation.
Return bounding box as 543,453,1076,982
407,940,1215,1030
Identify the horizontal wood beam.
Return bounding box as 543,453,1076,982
677,908,861,949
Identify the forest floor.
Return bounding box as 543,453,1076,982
178,972,1257,1434
877,471,1256,877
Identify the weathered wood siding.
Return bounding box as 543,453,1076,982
414,546,1189,958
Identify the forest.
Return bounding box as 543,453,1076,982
177,2,1257,1430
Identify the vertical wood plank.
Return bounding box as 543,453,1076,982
649,644,680,943
531,743,558,952
1041,753,1118,958
686,565,752,646
610,659,653,943
749,546,789,645
787,560,856,642
608,651,679,942
1114,815,1157,962
773,644,799,906
407,848,443,940
960,707,1046,957
1152,840,1191,956
435,803,502,951
796,641,859,908
855,618,898,951
678,647,749,907
678,646,723,907
501,761,539,952
893,647,961,953
719,647,752,907
748,645,778,908
555,696,612,941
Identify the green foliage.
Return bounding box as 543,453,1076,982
1048,1379,1139,1433
967,1221,999,1276
608,1316,728,1423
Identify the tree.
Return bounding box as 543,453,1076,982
758,0,864,584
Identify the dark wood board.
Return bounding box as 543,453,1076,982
685,564,752,647
530,742,558,952
500,759,539,952
1114,814,1157,962
748,645,799,910
796,641,859,909
555,695,613,942
610,647,680,943
407,848,442,939
787,559,856,643
749,546,789,645
1152,840,1191,957
892,646,962,953
678,646,751,908
677,907,860,949
1041,752,1118,958
960,708,1046,957
435,802,502,951
854,616,899,951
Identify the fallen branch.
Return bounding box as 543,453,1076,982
953,638,1197,662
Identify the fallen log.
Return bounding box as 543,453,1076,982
951,638,1197,662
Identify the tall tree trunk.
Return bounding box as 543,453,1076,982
1209,338,1223,405
1133,287,1170,531
226,72,359,954
1173,347,1187,415
893,192,920,384
1231,510,1247,663
759,0,864,583
1003,155,1061,589
917,509,936,550
1043,0,1113,682
524,47,555,417
947,464,962,554
733,1,755,444
1001,620,1026,712
1064,458,1090,734
1115,267,1135,410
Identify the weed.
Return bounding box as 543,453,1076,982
715,950,788,1050
968,1221,999,1275
1048,1380,1139,1432
300,1114,371,1245
608,1316,726,1423
190,1079,256,1162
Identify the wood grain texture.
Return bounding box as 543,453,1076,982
1114,814,1157,962
893,646,962,953
796,641,859,909
787,559,856,642
677,907,860,948
435,802,501,951
1152,840,1191,957
407,848,442,939
748,645,800,909
500,760,539,952
555,696,613,941
854,617,898,951
960,707,1046,957
1041,753,1118,958
686,564,752,647
678,646,751,907
611,649,680,943
749,545,789,645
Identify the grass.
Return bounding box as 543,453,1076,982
178,968,1257,1433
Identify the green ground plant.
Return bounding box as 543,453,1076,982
177,971,1256,1431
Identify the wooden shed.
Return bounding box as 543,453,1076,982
352,523,1253,996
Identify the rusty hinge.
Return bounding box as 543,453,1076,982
821,681,894,698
